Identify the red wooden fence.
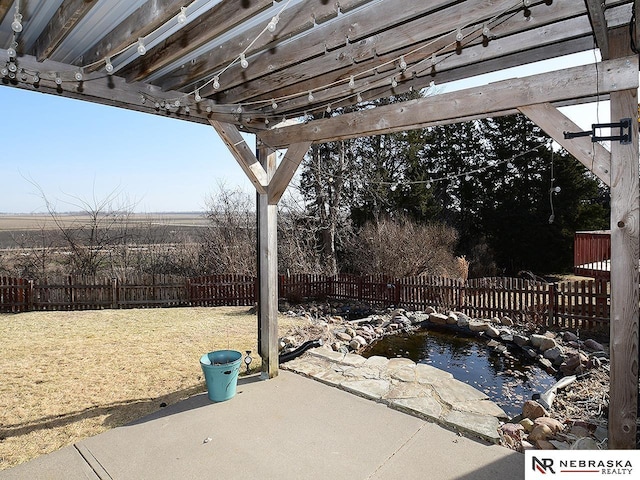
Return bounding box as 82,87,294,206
574,231,611,279
0,274,610,329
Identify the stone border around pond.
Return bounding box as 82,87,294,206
281,347,508,444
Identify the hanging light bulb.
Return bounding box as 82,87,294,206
431,53,437,66
268,15,279,33
507,162,514,169
20,69,27,81
390,184,397,192
140,95,146,104
7,46,16,58
174,99,181,107
185,106,190,114
154,101,160,109
236,105,243,114
271,99,278,110
357,92,363,103
455,27,463,42
55,74,62,85
482,24,491,38
213,76,220,90
105,57,114,74
0,67,8,77
465,174,472,181
33,72,40,84
137,38,147,56
206,105,212,113
326,104,332,113
75,71,83,81
11,13,22,33
177,7,187,24
399,56,407,70
240,53,248,69
308,91,314,102
391,77,398,88
194,89,202,102
349,76,355,88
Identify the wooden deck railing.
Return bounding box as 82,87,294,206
574,231,611,279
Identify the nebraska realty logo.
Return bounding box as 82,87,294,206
525,451,638,479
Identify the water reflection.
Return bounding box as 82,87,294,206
363,327,558,418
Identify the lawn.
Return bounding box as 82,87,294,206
0,306,306,470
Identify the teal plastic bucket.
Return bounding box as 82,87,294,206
200,350,242,402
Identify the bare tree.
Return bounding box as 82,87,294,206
347,215,463,278
200,183,256,275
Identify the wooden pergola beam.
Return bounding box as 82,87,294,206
258,56,639,148
518,103,611,186
209,120,268,195
606,26,639,450
268,142,311,204
584,0,610,59
82,0,186,73
33,0,97,61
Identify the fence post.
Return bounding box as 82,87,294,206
28,279,34,311
111,278,118,309
547,283,556,327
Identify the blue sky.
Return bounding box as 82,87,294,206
0,87,254,213
0,51,610,214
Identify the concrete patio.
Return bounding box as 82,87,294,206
0,370,524,480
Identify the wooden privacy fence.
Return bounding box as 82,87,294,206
0,274,610,329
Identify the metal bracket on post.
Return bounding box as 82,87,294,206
563,118,633,144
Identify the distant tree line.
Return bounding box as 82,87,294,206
0,92,608,280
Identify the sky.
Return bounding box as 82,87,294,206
0,87,255,214
0,51,612,214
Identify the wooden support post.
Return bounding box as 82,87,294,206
608,27,639,449
257,145,279,379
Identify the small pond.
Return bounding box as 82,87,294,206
363,327,558,418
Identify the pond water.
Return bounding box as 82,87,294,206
363,327,558,418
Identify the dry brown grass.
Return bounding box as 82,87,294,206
0,306,306,470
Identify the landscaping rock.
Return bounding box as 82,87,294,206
583,339,604,352
446,312,458,325
519,418,535,433
538,337,557,352
530,334,546,348
429,313,448,325
563,331,579,343
500,423,524,440
528,424,553,442
534,417,564,434
522,400,548,420
513,335,530,347
485,325,501,338
535,439,556,450
543,346,564,362
335,331,352,342
501,316,514,326
468,320,489,332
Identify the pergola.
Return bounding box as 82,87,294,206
1,0,638,448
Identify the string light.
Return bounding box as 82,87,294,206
7,45,16,59
137,38,147,56
357,93,363,103
268,15,280,33
177,7,187,24
194,89,202,102
213,76,220,89
0,67,8,77
105,57,114,74
349,76,355,88
455,27,464,42
33,72,39,84
399,56,407,71
391,77,398,88
75,71,84,81
55,74,62,85
240,53,248,69
11,13,22,33
271,99,278,110
482,24,491,37
308,91,315,102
